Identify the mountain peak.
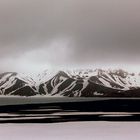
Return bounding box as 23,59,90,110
0,69,140,96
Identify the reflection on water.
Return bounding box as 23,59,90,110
0,98,140,123
0,108,140,123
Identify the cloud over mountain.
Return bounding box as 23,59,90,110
0,0,140,72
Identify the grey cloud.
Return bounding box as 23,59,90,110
0,0,140,72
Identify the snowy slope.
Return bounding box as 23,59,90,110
0,69,140,96
39,70,120,97
66,69,140,90
39,69,140,97
0,72,38,96
89,69,140,90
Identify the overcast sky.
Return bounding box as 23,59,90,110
0,0,140,73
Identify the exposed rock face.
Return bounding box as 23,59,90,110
0,69,140,97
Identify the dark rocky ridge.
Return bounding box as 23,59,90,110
0,69,140,97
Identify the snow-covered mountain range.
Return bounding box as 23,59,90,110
0,69,140,97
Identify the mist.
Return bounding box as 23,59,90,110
0,0,140,73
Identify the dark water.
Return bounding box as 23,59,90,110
0,97,140,123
